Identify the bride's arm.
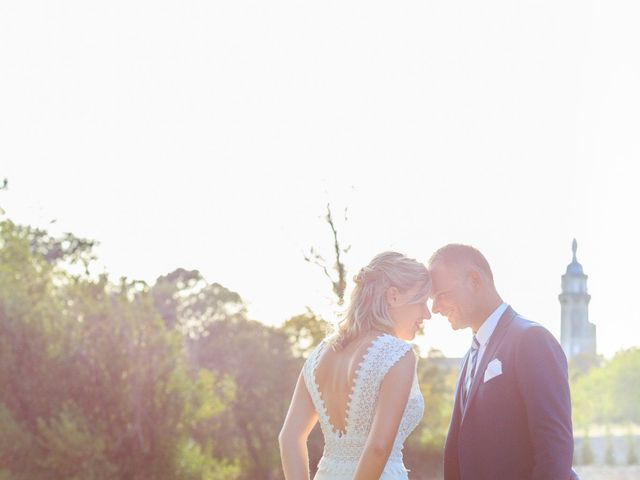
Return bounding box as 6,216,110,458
353,349,417,480
279,371,319,480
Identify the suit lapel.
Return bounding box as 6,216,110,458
460,306,517,425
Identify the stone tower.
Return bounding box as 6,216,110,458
559,239,596,358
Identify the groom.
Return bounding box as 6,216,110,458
429,244,575,480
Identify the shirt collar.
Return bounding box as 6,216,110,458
475,302,508,346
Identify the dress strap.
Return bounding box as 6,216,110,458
302,340,332,425
347,334,413,434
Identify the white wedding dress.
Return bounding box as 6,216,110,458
302,333,424,480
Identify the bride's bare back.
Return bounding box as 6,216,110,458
313,332,383,436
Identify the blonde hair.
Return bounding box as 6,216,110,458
329,251,431,350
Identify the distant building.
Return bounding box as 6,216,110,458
559,239,596,358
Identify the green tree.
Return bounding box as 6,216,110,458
571,360,615,428
281,309,331,358
604,426,616,465
150,268,300,479
568,352,602,382
404,350,458,476
0,219,238,479
609,348,640,423
151,268,245,334
571,347,640,428
626,429,638,465
187,318,300,480
580,433,595,465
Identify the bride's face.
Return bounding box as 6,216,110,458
387,282,432,341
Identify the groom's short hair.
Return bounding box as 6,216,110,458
428,244,494,283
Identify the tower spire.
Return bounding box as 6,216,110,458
559,238,596,358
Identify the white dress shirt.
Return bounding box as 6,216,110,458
470,302,508,377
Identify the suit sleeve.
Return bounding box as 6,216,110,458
515,326,574,480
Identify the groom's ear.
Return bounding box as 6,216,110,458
468,270,483,291
386,286,400,305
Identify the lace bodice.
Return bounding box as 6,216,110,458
302,333,424,479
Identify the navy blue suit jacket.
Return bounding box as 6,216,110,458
443,306,574,480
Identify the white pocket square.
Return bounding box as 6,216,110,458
483,358,502,383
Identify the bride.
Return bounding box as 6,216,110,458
279,251,431,479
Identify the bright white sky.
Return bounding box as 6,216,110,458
2,1,639,358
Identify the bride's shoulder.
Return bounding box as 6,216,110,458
373,334,417,368
377,333,413,351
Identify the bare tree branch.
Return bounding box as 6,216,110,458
304,202,351,305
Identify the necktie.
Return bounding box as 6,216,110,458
461,336,480,412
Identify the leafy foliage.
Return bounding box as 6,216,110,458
627,430,639,465
281,309,331,358
404,350,458,476
5,214,637,478
571,348,640,427
0,220,238,479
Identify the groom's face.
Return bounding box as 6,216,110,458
429,261,472,330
